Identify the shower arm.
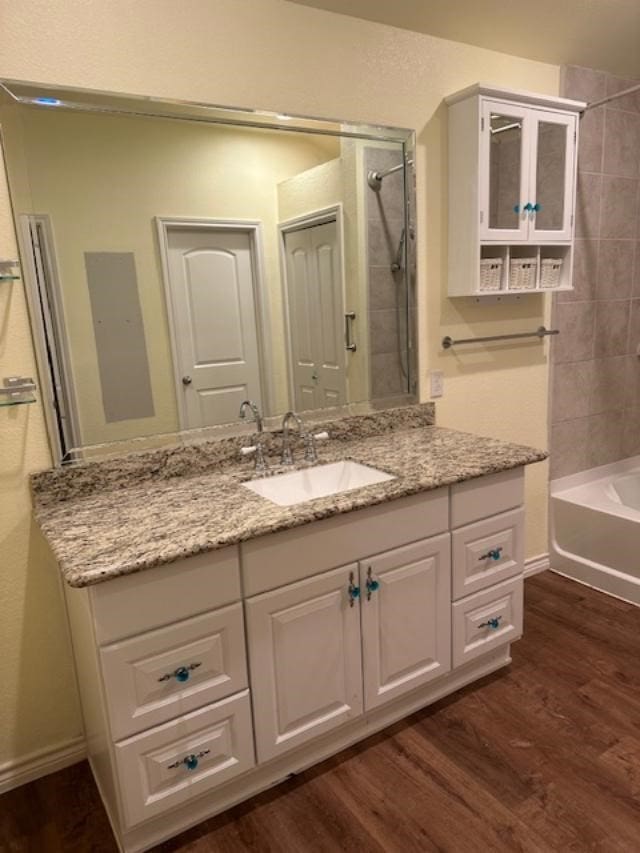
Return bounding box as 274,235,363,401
367,159,414,190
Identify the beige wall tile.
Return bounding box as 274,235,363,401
552,360,593,422
600,176,639,239
603,110,640,178
577,107,604,174
596,240,635,299
575,172,602,238
550,417,590,477
560,239,598,303
553,301,596,363
587,410,625,468
590,356,628,413
561,66,607,102
594,300,631,357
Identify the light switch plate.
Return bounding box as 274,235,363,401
430,370,444,398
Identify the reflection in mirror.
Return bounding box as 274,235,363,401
535,121,566,230
0,82,416,462
488,113,523,230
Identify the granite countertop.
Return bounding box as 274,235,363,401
31,406,547,588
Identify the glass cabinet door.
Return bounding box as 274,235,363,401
480,101,530,241
528,110,576,242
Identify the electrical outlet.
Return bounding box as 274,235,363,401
430,370,444,398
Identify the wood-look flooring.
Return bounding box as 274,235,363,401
2,571,640,852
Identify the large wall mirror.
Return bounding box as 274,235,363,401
0,81,416,463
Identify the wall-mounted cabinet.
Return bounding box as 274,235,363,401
447,84,585,297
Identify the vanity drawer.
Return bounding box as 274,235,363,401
450,468,524,529
451,508,524,600
114,689,254,828
452,576,523,668
90,547,241,645
100,603,248,740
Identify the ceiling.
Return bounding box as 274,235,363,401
287,0,640,79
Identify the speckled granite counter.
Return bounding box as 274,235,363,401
30,406,547,588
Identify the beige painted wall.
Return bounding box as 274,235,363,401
0,0,556,774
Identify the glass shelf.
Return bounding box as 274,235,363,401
0,393,36,407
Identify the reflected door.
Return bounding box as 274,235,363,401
283,220,347,411
166,227,262,429
528,110,576,242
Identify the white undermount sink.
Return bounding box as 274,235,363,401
242,460,396,506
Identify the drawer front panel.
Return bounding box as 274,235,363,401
91,547,241,645
101,604,248,740
452,508,524,600
114,690,254,827
242,489,449,596
451,468,524,529
452,576,523,667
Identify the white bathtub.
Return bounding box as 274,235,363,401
551,456,640,604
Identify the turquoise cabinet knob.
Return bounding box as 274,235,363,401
513,204,521,214
533,202,542,212
185,755,198,771
480,616,503,630
157,662,202,684
523,202,533,212
348,572,360,606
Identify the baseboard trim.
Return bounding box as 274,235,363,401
0,736,86,795
524,554,550,578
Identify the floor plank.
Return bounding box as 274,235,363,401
2,572,640,852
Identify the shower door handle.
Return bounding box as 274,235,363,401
345,312,357,352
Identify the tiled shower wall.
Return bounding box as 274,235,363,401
550,66,640,478
365,147,411,400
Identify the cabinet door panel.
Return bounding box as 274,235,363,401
246,564,363,763
528,109,576,241
480,100,530,242
361,535,451,711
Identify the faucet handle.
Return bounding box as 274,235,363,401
304,431,330,464
241,442,268,475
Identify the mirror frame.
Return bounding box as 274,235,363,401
0,79,417,465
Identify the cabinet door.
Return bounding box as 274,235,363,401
479,100,530,242
246,563,363,763
528,109,577,242
360,535,451,711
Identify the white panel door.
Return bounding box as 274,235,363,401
166,227,262,428
360,535,451,711
246,563,363,763
284,220,347,411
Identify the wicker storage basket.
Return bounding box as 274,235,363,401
540,258,563,289
509,257,537,290
479,258,503,291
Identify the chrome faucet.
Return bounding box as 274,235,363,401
280,411,304,465
280,411,325,465
239,400,263,433
239,400,267,474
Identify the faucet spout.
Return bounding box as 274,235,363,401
239,400,263,433
281,410,305,465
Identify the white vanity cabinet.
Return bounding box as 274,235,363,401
447,84,584,296
63,466,528,853
247,533,452,762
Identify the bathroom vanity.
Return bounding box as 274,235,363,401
31,407,546,853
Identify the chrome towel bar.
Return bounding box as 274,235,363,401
442,325,559,349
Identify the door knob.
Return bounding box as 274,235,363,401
182,376,192,386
